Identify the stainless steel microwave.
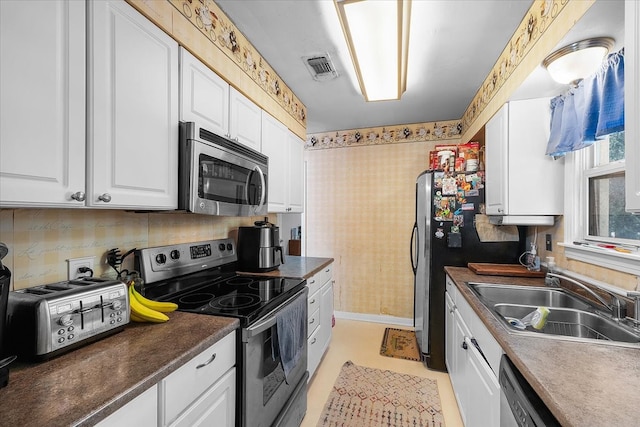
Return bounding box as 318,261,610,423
178,122,268,216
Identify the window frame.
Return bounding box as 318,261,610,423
562,145,640,276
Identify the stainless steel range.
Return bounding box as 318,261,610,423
135,238,308,427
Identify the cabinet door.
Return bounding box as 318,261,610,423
307,323,323,379
319,279,334,353
451,308,470,426
89,0,178,209
626,0,640,212
169,368,235,427
96,385,158,427
444,291,455,374
287,131,304,213
261,112,288,212
229,88,262,152
180,48,230,138
485,104,508,215
0,0,86,207
464,336,500,427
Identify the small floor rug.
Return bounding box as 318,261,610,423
317,361,445,427
380,328,421,361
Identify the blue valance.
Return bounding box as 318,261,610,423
546,48,624,157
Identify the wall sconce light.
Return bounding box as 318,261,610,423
334,0,411,102
542,37,614,85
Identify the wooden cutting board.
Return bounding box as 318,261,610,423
467,263,546,277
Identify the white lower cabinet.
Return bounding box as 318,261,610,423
96,385,158,427
161,331,236,427
97,331,236,427
306,263,333,379
445,275,501,427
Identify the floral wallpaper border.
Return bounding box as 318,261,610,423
306,119,462,150
169,0,306,127
462,0,569,131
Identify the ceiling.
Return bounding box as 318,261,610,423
216,0,624,135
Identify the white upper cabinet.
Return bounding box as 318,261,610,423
485,98,563,222
229,88,262,152
179,48,229,138
261,113,304,213
0,0,86,207
626,0,640,212
88,0,179,209
180,48,262,152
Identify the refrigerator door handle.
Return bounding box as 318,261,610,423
410,222,418,274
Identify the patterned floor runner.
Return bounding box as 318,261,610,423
317,361,446,427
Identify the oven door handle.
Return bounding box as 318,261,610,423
243,289,306,341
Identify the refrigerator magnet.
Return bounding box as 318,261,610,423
435,228,445,239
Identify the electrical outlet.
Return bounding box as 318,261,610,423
545,234,552,251
67,256,95,280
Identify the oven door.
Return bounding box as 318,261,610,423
241,288,308,427
179,122,268,216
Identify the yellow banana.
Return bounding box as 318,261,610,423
130,286,178,313
129,312,147,323
128,285,169,323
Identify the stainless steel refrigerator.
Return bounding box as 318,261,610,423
411,170,523,371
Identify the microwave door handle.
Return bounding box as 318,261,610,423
254,165,266,208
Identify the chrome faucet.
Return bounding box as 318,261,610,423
545,272,626,320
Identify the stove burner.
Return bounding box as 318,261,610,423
226,277,256,286
209,294,262,311
178,292,215,309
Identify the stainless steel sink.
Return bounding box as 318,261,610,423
466,282,640,346
493,303,640,343
468,283,592,310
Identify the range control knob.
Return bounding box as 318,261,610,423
218,243,226,251
170,249,180,260
111,300,123,311
156,253,167,264
59,314,73,327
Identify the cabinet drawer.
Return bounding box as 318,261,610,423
308,307,320,337
307,289,320,314
307,264,332,295
97,385,157,427
163,332,236,424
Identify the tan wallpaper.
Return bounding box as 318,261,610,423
305,140,459,318
0,209,274,290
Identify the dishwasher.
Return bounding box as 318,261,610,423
499,355,560,427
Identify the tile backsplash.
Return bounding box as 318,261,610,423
0,208,273,290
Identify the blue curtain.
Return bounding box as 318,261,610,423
546,48,624,157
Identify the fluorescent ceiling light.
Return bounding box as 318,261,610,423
334,0,411,101
543,37,614,85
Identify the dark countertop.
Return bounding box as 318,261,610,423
445,266,640,427
237,255,334,279
0,312,239,426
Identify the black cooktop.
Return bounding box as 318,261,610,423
141,270,306,326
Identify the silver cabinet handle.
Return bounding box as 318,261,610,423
71,191,85,202
196,353,216,369
310,299,316,304
325,268,330,273
311,338,317,345
98,193,112,203
309,318,315,324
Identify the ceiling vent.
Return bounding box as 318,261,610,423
303,54,339,82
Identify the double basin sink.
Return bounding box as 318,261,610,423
467,283,640,346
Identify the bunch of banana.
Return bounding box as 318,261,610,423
128,284,178,323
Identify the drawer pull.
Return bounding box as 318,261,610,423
310,299,316,304
311,338,317,345
325,268,330,272
196,353,217,369
309,280,315,284
310,318,315,324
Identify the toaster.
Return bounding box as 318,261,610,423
6,277,129,360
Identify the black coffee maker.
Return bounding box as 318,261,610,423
237,221,285,272
0,243,16,389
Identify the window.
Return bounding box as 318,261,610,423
564,131,640,275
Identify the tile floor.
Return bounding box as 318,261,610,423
301,319,464,427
